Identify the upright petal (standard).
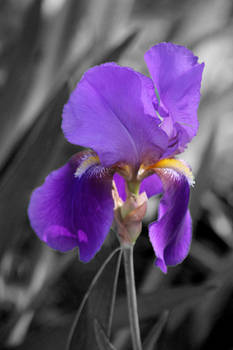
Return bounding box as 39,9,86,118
62,63,168,168
145,42,204,153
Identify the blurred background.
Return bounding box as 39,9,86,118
0,0,233,349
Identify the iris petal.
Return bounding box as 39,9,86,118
28,152,114,262
62,63,168,167
145,42,204,153
163,210,191,266
148,160,192,273
140,173,163,198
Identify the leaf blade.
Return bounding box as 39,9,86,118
95,320,117,350
113,284,216,330
66,246,122,350
143,311,169,350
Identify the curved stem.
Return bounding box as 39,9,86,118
123,244,142,350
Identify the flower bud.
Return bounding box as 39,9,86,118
114,192,148,244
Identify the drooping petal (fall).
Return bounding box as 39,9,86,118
163,210,191,266
62,63,168,168
145,42,204,153
28,152,114,262
148,159,193,273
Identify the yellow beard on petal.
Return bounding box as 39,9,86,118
74,155,100,177
142,158,195,186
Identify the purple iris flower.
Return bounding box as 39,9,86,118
28,43,204,273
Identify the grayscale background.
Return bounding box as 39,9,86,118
0,0,233,349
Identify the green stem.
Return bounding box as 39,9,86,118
127,180,140,195
123,244,142,350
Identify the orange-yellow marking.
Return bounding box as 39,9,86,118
74,155,100,177
146,158,195,186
